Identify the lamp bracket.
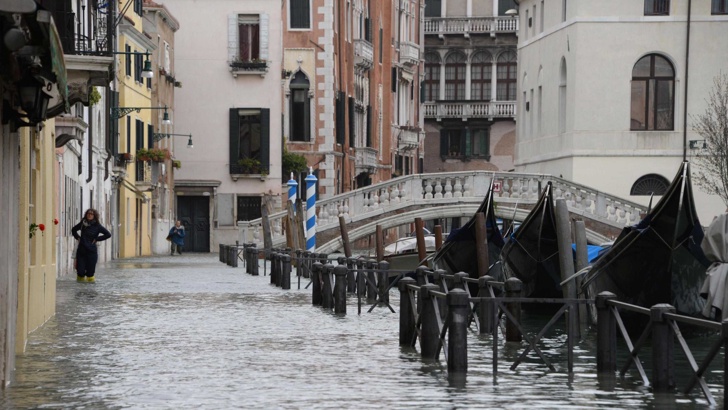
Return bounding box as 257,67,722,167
111,107,141,119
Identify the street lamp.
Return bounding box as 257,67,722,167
110,50,154,78
111,106,172,125
152,132,194,149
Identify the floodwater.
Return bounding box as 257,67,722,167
0,254,723,409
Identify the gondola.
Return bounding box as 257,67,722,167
581,162,710,320
500,182,563,299
431,179,506,288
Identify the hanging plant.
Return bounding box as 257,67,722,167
29,223,44,238
88,87,101,106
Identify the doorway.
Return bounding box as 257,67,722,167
177,196,210,252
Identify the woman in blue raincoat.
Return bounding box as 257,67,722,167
168,220,186,255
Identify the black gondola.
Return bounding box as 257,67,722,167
500,182,563,299
431,179,505,285
581,162,710,319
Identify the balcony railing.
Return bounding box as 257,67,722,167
354,39,374,70
52,4,113,56
229,60,269,77
392,125,420,150
355,147,378,172
424,101,516,120
398,41,420,66
424,17,519,37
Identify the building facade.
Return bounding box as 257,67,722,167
281,0,425,201
422,0,518,174
168,0,284,250
142,0,180,255
515,0,727,222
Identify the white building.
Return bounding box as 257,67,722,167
166,0,283,250
515,0,727,222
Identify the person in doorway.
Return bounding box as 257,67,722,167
169,220,186,255
71,208,111,283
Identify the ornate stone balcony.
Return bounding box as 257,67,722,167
354,39,374,70
424,17,519,37
398,41,420,67
355,147,378,173
424,101,516,120
392,125,420,151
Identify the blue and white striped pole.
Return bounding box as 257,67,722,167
305,168,317,252
287,172,297,213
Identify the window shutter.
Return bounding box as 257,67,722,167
364,18,370,41
251,23,260,60
260,108,271,173
366,105,372,147
259,13,269,61
110,90,119,154
126,116,131,153
348,97,355,147
148,124,154,148
239,25,250,61
125,44,131,75
291,0,311,29
420,80,426,103
378,28,383,62
391,68,397,93
464,128,471,156
229,108,240,173
228,14,238,62
439,129,448,157
336,91,345,144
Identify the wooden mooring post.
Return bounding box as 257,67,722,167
420,284,441,359
281,254,291,290
505,277,522,342
447,289,469,377
346,257,357,293
311,262,323,306
596,292,617,375
651,304,676,392
322,263,335,309
367,261,378,303
478,276,495,334
398,278,417,347
334,265,347,314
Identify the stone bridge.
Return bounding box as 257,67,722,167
237,171,648,253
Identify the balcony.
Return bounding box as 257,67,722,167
392,125,420,151
424,101,517,120
355,147,378,173
354,39,374,70
424,17,519,38
229,60,269,78
398,41,420,67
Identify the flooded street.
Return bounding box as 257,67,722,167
0,254,722,409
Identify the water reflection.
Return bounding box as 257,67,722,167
0,254,723,408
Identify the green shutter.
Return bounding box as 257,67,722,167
260,108,270,173
366,105,372,147
348,96,355,148
229,108,240,173
440,129,448,158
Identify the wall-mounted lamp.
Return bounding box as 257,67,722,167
505,8,518,17
689,139,707,150
152,132,193,149
16,74,53,126
110,50,153,78
112,106,172,125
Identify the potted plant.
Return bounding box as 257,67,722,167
236,157,262,174
172,160,181,169
282,148,307,181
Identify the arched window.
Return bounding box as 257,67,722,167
424,53,441,102
289,71,311,142
630,174,669,195
444,52,466,100
496,50,517,100
630,54,674,131
471,51,492,101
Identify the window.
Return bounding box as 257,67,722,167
125,44,131,76
164,42,171,72
644,0,669,16
229,108,270,174
289,71,311,142
630,54,674,131
630,174,669,195
290,0,311,29
147,124,154,148
424,53,440,102
496,51,517,100
238,15,259,61
713,0,728,14
134,51,142,82
440,128,490,158
562,0,567,21
498,0,517,16
237,196,262,221
444,52,466,100
425,0,441,17
133,0,142,16
471,52,492,101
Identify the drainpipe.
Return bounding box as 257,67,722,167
87,103,93,183
682,0,692,162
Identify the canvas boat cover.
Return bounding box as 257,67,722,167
432,180,505,280
501,182,562,298
582,162,709,316
699,213,728,320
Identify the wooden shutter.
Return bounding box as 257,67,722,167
126,116,131,153
391,68,397,93
110,90,119,154
425,0,441,17
260,108,270,173
364,18,370,41
125,45,131,75
239,25,249,60
251,24,260,60
348,97,355,148
290,0,310,29
366,105,372,147
229,109,240,173
147,124,154,148
439,129,448,158
336,92,345,144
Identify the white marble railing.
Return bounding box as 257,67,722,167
424,101,516,119
354,39,373,69
399,41,420,65
424,17,519,36
237,171,647,248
